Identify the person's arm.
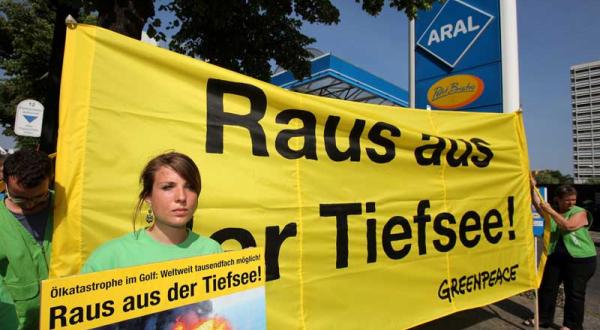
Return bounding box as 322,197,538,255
530,176,544,215
530,176,588,231
538,203,588,231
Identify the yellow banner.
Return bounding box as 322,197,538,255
41,249,264,329
52,24,536,329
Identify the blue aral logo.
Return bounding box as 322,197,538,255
417,0,494,68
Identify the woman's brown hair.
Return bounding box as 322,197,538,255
555,185,577,199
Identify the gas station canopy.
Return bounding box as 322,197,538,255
271,52,408,107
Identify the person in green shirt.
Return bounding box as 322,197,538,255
525,180,597,330
0,150,54,330
82,151,222,328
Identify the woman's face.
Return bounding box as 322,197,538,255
146,165,198,229
557,194,577,213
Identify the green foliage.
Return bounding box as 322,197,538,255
534,170,574,185
584,177,600,185
1,0,443,148
156,0,341,81
358,0,444,19
0,0,54,147
87,0,154,38
0,0,99,148
155,0,443,81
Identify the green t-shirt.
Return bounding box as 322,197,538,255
81,229,223,273
549,205,597,258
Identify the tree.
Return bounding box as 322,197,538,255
584,177,600,185
534,170,574,185
2,0,442,149
88,0,154,39
153,1,340,81
0,0,55,149
154,0,443,81
358,0,443,19
0,0,153,149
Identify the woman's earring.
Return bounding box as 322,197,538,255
145,208,154,223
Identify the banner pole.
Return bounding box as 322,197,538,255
534,237,539,330
500,0,520,113
409,19,415,108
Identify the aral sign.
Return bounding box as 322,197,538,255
417,0,494,68
416,0,503,113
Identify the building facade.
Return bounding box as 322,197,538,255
572,60,600,183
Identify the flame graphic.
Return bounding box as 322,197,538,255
171,316,233,330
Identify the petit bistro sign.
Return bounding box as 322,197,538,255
427,74,484,109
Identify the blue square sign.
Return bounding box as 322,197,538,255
417,0,494,68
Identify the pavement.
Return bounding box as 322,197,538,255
411,231,600,330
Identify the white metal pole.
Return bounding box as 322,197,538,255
500,0,520,113
534,238,539,330
409,19,416,108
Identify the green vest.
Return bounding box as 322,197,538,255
549,205,597,258
0,196,53,330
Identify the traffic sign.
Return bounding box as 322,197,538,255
15,99,44,137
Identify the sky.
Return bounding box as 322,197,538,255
300,0,600,175
3,1,599,173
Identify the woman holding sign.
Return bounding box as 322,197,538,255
82,151,222,328
526,181,597,330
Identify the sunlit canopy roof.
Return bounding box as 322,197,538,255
271,53,408,107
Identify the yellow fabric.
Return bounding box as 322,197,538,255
52,25,537,329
